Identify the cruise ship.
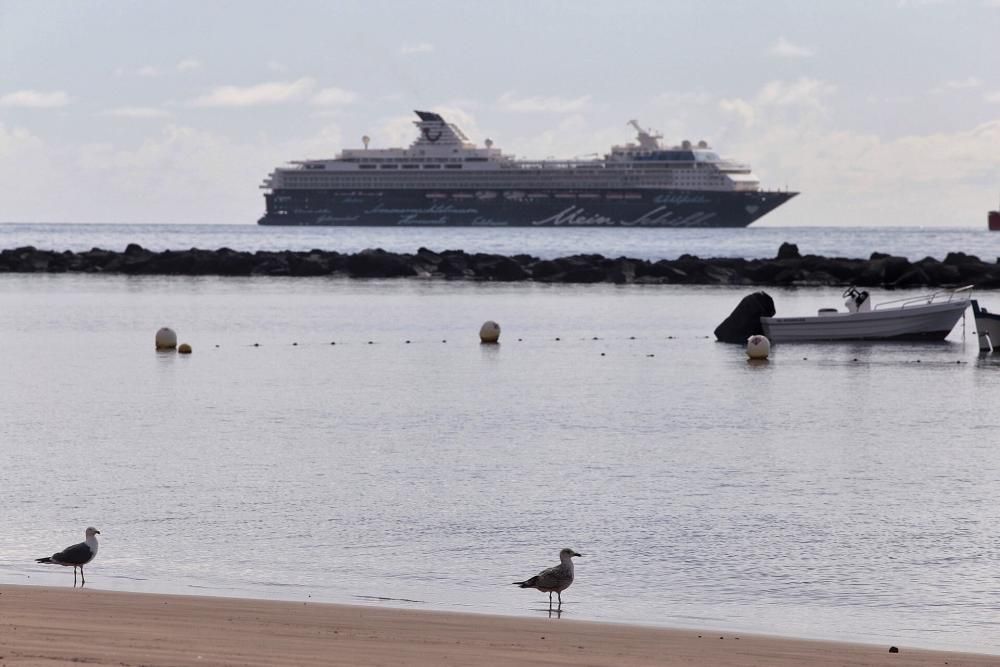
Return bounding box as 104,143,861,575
258,110,797,227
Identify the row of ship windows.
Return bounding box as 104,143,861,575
357,164,466,170
284,178,719,185
279,184,734,193
308,157,490,168
304,160,722,171
287,170,726,179
284,175,726,185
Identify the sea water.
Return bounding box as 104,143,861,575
1,266,999,654
3,222,1000,261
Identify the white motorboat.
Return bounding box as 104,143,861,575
760,286,973,343
971,299,1000,352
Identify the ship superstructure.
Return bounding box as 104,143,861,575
259,110,796,227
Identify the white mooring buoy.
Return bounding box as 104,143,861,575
746,334,770,360
479,320,501,344
155,327,178,350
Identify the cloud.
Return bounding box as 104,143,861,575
769,37,814,58
944,76,982,89
0,90,71,108
706,81,1000,227
177,59,202,72
718,98,755,127
985,91,1000,103
311,87,358,107
399,42,434,55
498,92,591,113
931,76,982,93
1,122,286,223
653,91,713,107
266,60,286,72
0,122,44,153
189,77,315,107
758,78,836,106
719,78,835,128
137,65,159,78
102,106,171,119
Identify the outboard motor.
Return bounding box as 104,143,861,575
843,286,871,313
714,291,776,343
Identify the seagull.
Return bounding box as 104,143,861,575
36,526,100,587
513,547,582,610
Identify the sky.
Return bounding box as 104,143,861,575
1,0,1000,227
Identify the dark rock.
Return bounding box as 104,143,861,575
892,268,930,288
288,252,332,277
436,250,474,278
529,259,561,281
744,261,784,284
881,256,911,284
252,255,291,276
0,244,997,289
944,251,981,265
148,249,195,274
701,265,736,283
793,270,839,286
800,257,863,282
345,248,417,278
915,258,961,285
416,247,443,264
645,260,686,282
607,259,636,284
213,248,256,275
473,256,529,281
560,265,607,283
672,255,710,283
777,242,800,259
888,646,899,653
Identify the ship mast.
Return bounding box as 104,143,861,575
628,120,662,150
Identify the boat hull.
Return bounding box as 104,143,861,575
760,300,969,343
258,188,797,227
972,299,1000,351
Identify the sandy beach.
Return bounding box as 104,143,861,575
0,585,995,666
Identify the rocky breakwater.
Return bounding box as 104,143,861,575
2,242,1000,288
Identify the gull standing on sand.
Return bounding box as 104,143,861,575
513,548,581,610
36,527,100,587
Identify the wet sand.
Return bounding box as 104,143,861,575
0,584,995,666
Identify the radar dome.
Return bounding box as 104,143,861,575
485,138,493,148
362,135,370,149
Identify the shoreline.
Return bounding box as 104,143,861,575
1,242,998,287
1,584,997,666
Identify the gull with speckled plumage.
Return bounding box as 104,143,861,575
513,548,581,610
